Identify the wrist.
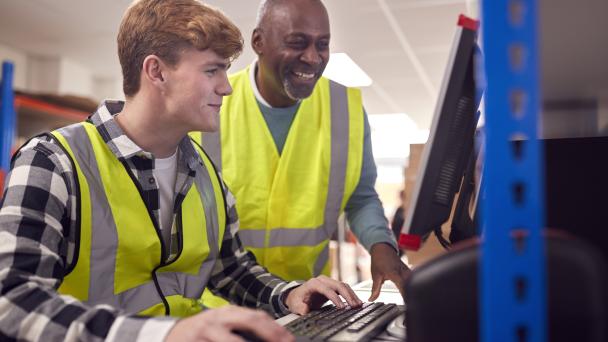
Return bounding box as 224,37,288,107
371,242,398,255
280,286,297,309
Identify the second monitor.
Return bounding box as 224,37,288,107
400,15,482,247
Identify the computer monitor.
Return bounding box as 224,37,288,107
444,134,608,258
448,130,482,244
544,136,608,267
400,15,482,248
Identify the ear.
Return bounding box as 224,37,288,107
142,55,166,90
251,28,264,56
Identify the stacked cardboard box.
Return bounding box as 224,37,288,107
402,144,450,267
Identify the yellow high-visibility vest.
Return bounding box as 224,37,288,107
53,121,226,317
197,65,364,282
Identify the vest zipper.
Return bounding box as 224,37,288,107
172,213,185,262
120,159,171,316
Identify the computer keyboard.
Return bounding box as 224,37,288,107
284,302,404,341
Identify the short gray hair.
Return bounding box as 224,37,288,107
255,0,272,28
255,0,323,28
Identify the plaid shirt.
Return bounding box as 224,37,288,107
0,100,299,342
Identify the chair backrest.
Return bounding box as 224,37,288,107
404,232,607,342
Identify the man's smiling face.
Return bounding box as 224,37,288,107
255,0,330,106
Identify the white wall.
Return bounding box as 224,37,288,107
1,42,122,101
0,43,28,90
27,55,60,94
92,76,124,101
58,58,94,98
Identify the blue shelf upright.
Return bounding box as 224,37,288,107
480,0,546,341
0,61,16,193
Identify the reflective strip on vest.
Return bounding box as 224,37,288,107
54,122,225,316
201,131,222,170
201,66,363,280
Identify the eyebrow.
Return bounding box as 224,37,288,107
203,62,230,70
286,32,331,40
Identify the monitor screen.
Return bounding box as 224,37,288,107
401,15,482,245
544,136,608,265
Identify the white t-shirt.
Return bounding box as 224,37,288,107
153,150,178,244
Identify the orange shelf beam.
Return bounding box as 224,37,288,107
14,95,89,121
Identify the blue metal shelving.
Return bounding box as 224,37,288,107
480,0,546,341
0,61,16,189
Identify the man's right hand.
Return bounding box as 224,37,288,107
165,305,294,342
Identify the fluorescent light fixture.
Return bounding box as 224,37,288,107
323,53,372,87
368,113,429,184
368,113,427,159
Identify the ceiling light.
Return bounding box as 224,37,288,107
323,53,372,87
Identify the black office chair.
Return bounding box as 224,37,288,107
404,232,607,342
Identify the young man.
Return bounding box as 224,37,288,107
197,0,411,303
0,1,361,341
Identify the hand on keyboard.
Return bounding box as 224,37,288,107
284,275,363,315
165,305,294,342
285,302,401,341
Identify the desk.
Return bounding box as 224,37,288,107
350,280,404,305
276,280,405,341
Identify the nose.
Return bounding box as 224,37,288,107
217,74,233,96
300,45,323,66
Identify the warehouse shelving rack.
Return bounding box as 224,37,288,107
480,0,546,341
0,61,89,193
0,61,15,192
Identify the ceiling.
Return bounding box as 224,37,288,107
0,0,480,130
0,0,606,131
539,0,608,103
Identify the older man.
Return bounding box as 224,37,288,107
198,0,411,304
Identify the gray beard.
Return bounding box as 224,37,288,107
283,78,309,101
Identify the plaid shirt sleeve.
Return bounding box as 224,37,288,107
0,137,176,342
206,181,302,317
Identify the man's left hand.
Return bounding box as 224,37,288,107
368,243,411,301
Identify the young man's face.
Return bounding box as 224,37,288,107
163,48,232,132
256,0,330,105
